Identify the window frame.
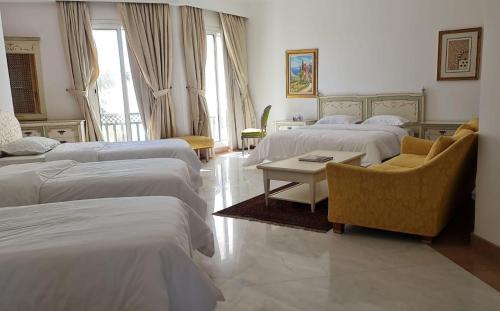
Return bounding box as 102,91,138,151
205,26,227,146
92,20,136,142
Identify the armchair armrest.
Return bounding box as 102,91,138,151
401,136,434,155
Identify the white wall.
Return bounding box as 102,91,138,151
0,12,13,112
474,0,500,247
0,3,78,119
247,0,483,129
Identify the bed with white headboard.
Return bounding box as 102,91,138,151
318,92,425,137
244,92,425,167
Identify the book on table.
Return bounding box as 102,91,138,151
298,155,334,163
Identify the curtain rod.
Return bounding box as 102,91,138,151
47,0,250,17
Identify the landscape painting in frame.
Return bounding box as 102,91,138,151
286,49,318,98
437,27,482,80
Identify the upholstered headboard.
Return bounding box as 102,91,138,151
318,96,365,121
318,92,425,135
0,110,23,146
366,93,424,135
366,94,424,124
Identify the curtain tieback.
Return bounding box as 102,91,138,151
187,87,206,96
153,87,172,99
67,88,88,97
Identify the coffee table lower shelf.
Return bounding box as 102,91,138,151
269,181,329,208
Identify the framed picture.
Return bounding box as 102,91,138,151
437,27,482,81
286,49,318,98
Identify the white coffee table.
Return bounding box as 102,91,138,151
257,150,365,212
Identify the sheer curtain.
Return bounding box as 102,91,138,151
219,13,257,150
58,1,103,141
119,2,176,139
181,6,210,137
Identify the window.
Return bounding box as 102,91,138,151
93,26,146,142
205,32,228,146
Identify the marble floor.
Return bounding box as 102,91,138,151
196,153,500,311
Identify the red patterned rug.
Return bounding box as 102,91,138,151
213,185,332,233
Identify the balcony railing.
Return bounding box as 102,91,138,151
101,112,146,142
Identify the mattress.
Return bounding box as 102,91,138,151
45,139,202,172
0,154,46,166
0,158,207,223
0,197,223,311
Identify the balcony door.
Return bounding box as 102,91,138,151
205,31,228,147
93,25,146,142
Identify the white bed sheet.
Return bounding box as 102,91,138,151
0,197,223,311
0,158,207,224
44,139,202,172
245,124,409,166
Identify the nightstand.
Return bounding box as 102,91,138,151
420,121,464,140
274,120,316,132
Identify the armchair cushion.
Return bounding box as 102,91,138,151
455,117,479,134
425,136,454,162
179,136,214,150
241,128,265,138
454,128,474,140
369,163,409,172
385,154,426,168
400,136,434,155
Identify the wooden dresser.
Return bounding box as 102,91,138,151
20,120,86,143
274,120,317,132
420,121,464,140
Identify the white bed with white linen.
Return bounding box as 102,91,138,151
0,197,224,311
245,93,424,166
0,158,207,220
0,110,201,172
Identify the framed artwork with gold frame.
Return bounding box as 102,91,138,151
437,27,482,81
5,37,47,120
286,49,318,98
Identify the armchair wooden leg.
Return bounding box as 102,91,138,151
333,223,345,234
421,236,434,244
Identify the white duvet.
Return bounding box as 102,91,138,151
0,158,207,222
44,138,202,172
245,124,409,166
0,197,224,311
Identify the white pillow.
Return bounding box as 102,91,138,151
362,115,410,126
1,137,61,156
316,115,361,125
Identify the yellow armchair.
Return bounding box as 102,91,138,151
326,125,478,241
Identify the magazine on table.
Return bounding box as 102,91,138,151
298,155,334,163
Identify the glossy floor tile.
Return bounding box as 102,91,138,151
196,153,500,310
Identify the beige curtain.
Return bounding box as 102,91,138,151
181,6,210,137
58,1,103,141
119,3,176,139
224,46,245,150
220,13,257,148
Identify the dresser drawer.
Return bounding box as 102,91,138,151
20,120,86,143
21,128,43,137
423,128,456,141
278,125,303,131
274,120,316,132
47,127,79,143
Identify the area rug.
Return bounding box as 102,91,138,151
213,185,332,233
